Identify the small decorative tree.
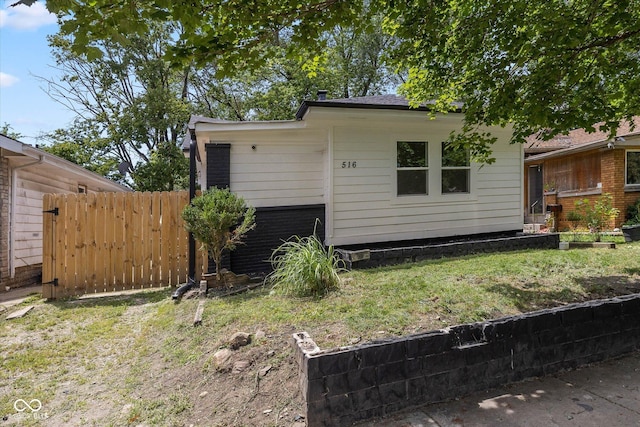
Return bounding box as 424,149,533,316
574,193,620,241
182,188,256,284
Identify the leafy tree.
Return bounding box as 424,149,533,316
34,4,396,188
181,188,256,283
189,23,398,121
0,123,23,140
40,119,123,180
21,0,640,162
41,24,192,190
131,141,189,191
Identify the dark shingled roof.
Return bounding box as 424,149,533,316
295,94,463,119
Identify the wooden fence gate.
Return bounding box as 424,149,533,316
42,191,206,299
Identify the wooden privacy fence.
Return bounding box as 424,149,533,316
42,191,206,299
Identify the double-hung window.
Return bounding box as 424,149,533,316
397,141,428,195
441,142,470,194
626,150,640,186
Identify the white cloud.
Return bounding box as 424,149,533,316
0,72,20,87
0,3,56,30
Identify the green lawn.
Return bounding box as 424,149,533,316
2,242,640,425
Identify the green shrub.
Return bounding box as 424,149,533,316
182,188,255,280
565,210,582,231
625,197,640,225
574,193,620,237
268,234,345,298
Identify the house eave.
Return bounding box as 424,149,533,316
1,133,131,192
189,115,304,133
525,132,640,163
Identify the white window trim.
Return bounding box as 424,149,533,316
441,142,471,195
625,149,640,186
391,139,478,205
396,141,429,198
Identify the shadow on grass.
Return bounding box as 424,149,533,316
623,267,640,276
572,275,640,295
49,287,172,310
485,280,589,313
486,275,640,314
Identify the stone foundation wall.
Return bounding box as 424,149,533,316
294,294,640,427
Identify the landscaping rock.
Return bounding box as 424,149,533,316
229,332,251,349
258,365,272,377
212,348,233,368
232,360,250,374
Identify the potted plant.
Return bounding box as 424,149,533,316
544,181,557,193
622,197,640,241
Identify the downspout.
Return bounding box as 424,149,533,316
172,128,198,299
9,155,44,278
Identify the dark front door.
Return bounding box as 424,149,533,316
528,165,543,214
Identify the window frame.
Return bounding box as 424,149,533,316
625,149,640,187
396,141,429,197
441,141,471,195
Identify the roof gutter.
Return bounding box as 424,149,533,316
9,155,44,278
525,131,640,163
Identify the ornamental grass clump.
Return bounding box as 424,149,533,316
268,234,345,298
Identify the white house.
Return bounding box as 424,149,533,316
0,134,130,288
187,94,523,274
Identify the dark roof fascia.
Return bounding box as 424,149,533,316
295,100,460,120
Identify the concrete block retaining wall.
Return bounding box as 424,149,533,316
293,294,640,426
338,233,560,270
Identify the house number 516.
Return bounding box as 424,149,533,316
341,161,357,168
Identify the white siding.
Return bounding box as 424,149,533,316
203,129,327,207
12,168,96,268
327,116,523,245
194,110,523,247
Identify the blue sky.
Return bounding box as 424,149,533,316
0,1,74,145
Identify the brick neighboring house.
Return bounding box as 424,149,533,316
524,118,640,230
1,134,130,289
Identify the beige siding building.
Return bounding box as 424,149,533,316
0,134,130,289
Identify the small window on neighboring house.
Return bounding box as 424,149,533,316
626,150,640,185
78,184,87,194
397,141,428,195
442,142,470,194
